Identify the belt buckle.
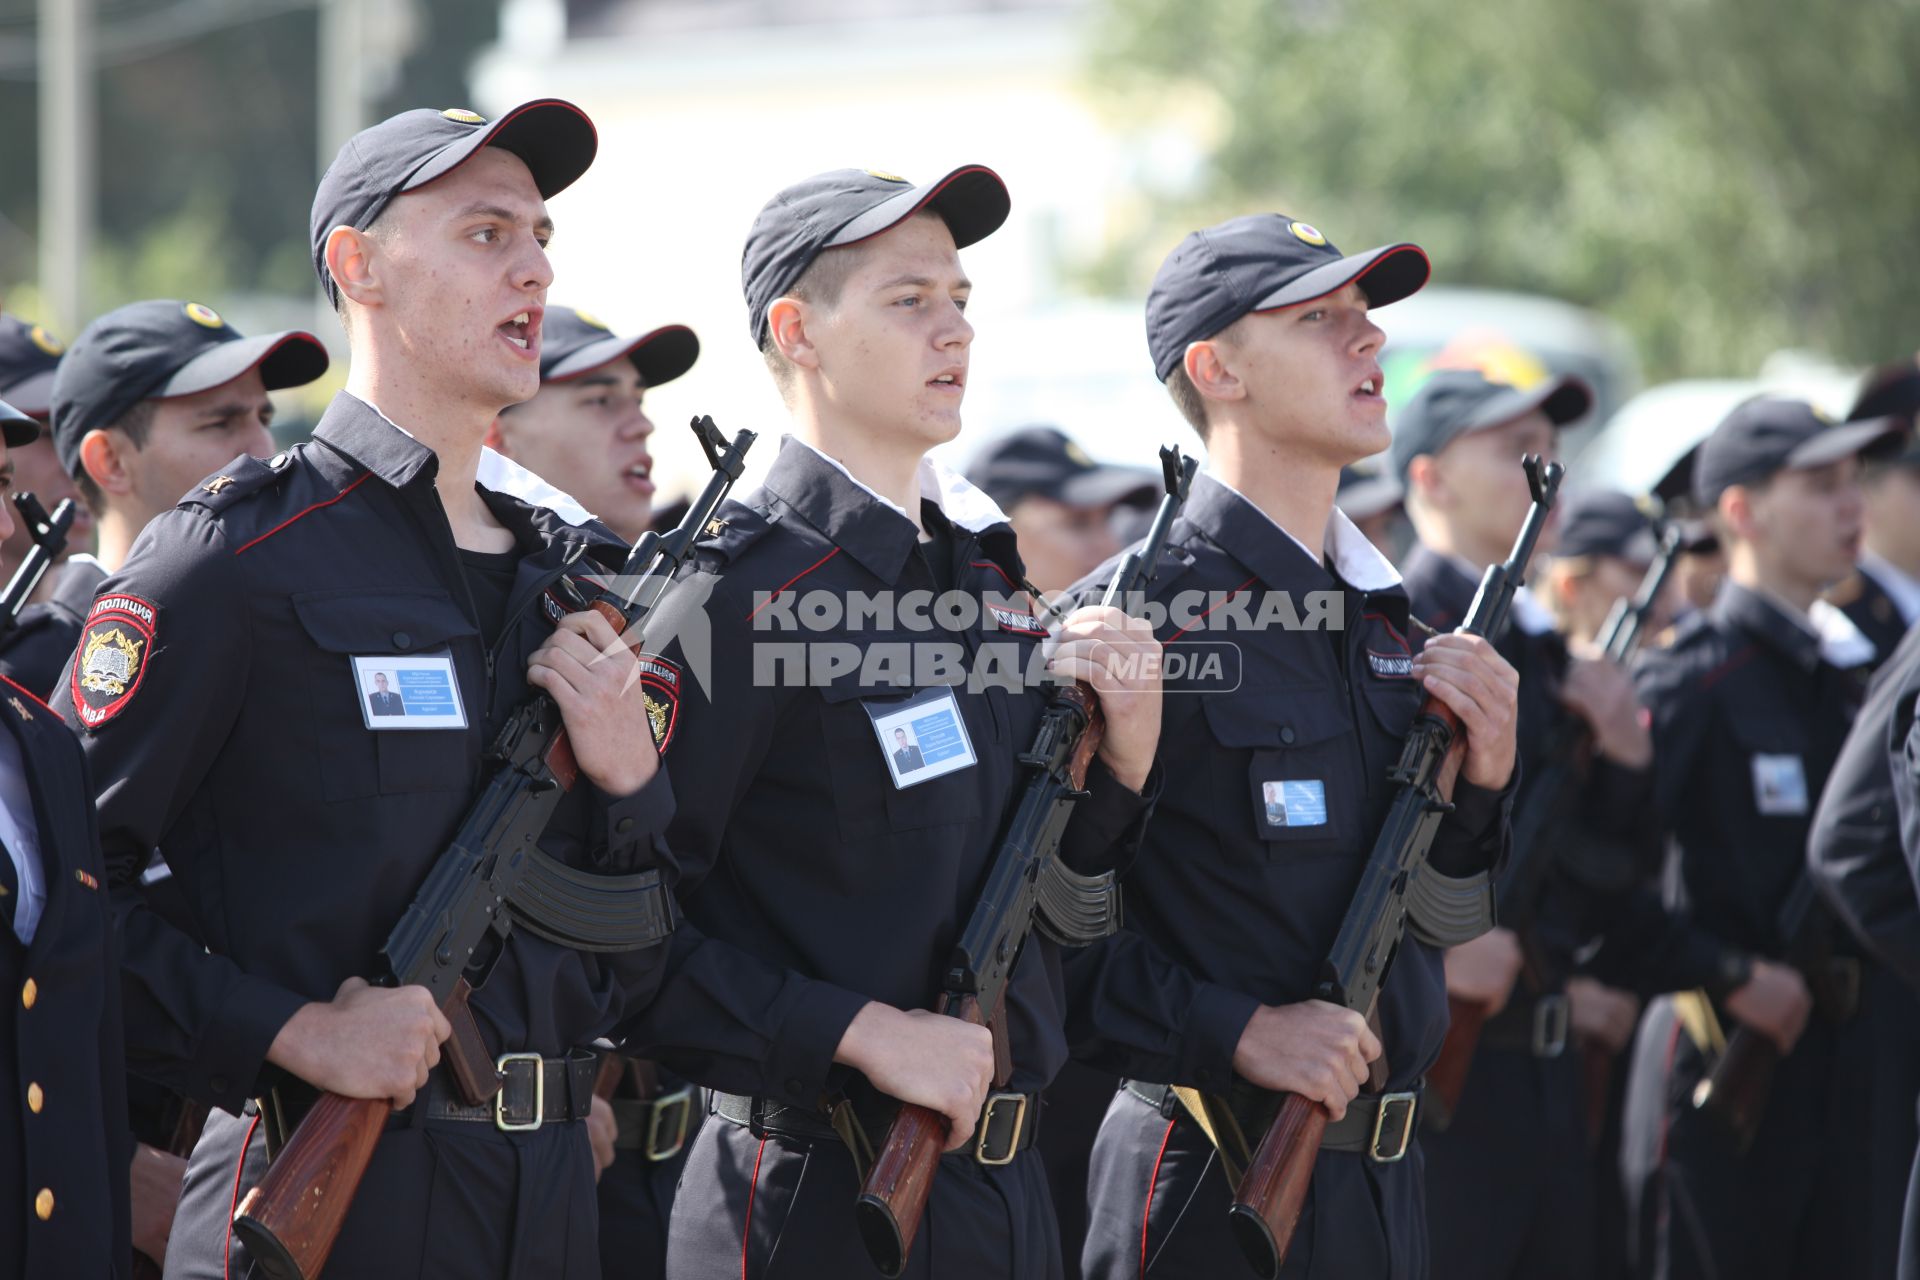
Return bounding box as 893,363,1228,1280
1368,1092,1418,1163
975,1091,1027,1167
646,1086,695,1162
494,1053,545,1132
1533,994,1571,1058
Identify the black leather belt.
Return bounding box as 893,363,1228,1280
1481,992,1572,1057
612,1086,697,1161
712,1088,1041,1167
427,1050,600,1130
1122,1079,1421,1165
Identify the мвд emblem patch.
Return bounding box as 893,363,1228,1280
72,594,157,729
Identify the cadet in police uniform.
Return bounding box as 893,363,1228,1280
6,301,329,701
0,394,133,1279
482,301,705,1278
624,165,1164,1278
1828,359,1920,659
1394,377,1764,1280
962,425,1158,596
0,315,93,683
1621,397,1901,1280
483,303,699,546
1809,618,1920,1280
55,100,680,1278
1066,214,1521,1280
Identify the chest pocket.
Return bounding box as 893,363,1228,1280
290,589,480,801
1202,688,1357,861
817,677,990,846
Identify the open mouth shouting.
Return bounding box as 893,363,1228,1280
498,306,543,358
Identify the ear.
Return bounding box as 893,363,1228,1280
482,417,510,454
326,225,381,310
1184,339,1244,405
1720,485,1758,541
767,297,819,373
77,427,135,498
1405,453,1445,508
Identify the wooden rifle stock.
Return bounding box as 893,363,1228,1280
854,992,992,1277
1426,995,1491,1124
1690,1025,1776,1154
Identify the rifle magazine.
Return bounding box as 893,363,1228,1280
1033,856,1122,946
1405,865,1494,947
506,851,676,952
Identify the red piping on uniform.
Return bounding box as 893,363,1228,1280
1166,575,1259,645
0,672,52,715
225,1111,262,1280
232,471,374,556
1699,645,1757,693
1140,1116,1177,1277
745,547,841,621
970,559,1017,590
741,1135,768,1280
1362,611,1411,654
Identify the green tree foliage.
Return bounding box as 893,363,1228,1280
1089,0,1920,379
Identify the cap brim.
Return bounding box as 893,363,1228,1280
0,396,38,446
827,164,1011,253
403,99,598,203
1055,466,1160,510
546,324,700,388
0,366,57,420
1785,416,1906,471
158,331,331,401
1467,373,1595,434
1337,475,1404,521
1252,243,1431,314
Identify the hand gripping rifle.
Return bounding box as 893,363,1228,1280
1,494,77,633
1426,519,1682,1122
232,417,755,1280
853,446,1198,1277
1227,456,1563,1279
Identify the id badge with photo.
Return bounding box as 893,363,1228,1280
867,686,978,790
351,652,468,730
1750,752,1808,816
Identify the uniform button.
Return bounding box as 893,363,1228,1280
392,632,411,650
20,978,35,1009
33,1188,52,1220
615,817,635,835
25,1083,42,1113
1279,726,1296,745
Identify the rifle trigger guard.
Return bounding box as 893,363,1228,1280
1405,865,1495,947
1034,856,1123,946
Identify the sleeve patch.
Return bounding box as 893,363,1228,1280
71,594,158,729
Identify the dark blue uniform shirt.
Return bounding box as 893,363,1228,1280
52,393,678,1116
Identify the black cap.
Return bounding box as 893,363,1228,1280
311,100,598,304
0,316,66,419
1390,369,1593,485
0,396,37,447
50,300,330,479
964,427,1157,512
741,165,1011,347
1145,214,1429,382
1556,490,1659,563
1850,359,1920,426
1692,396,1904,509
539,306,699,388
1336,463,1403,522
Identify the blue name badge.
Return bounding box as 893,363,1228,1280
351,652,468,731
867,686,979,790
1260,779,1328,829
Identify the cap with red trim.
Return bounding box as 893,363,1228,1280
1145,214,1429,382
1389,368,1593,486
310,100,598,304
1692,396,1904,508
741,165,1011,348
539,306,699,389
0,396,36,448
0,315,66,420
48,300,330,479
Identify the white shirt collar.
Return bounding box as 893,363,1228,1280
1861,551,1920,627
1806,597,1878,669
346,392,597,527
789,435,1010,535
1206,473,1402,591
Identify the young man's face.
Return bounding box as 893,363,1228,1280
371,147,553,412
1218,281,1388,465
124,368,276,525
1553,554,1672,644
1426,410,1561,560
493,358,655,542
806,213,972,453
0,432,91,567
1742,457,1865,590
1863,463,1920,569
1007,495,1124,596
